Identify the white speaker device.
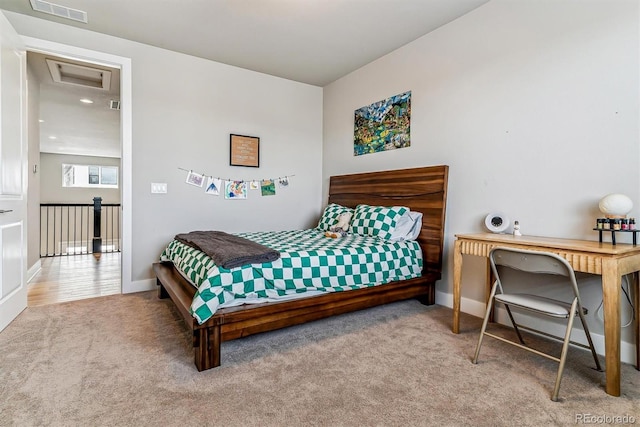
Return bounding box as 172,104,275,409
485,212,510,233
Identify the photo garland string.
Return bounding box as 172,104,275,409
178,167,293,200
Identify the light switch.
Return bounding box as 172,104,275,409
151,183,167,194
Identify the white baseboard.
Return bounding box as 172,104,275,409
122,278,156,294
26,260,41,284
436,289,486,317
435,290,637,365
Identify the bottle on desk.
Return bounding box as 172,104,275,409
513,220,522,236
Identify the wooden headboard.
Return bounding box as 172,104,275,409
327,165,449,278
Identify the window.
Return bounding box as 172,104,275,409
62,164,119,189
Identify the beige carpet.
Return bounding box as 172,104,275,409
0,291,638,426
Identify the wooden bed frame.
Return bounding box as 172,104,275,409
153,165,449,371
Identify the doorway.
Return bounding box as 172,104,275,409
26,50,122,306
22,37,132,303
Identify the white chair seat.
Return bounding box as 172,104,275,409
495,293,571,317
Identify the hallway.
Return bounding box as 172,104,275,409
28,252,120,306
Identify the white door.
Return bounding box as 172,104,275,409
0,11,27,332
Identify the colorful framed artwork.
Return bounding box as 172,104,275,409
230,134,260,167
354,91,411,156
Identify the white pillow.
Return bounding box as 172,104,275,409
389,211,423,241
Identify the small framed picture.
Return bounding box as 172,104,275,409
185,170,204,187
230,134,260,167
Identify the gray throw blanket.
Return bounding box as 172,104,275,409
174,230,280,269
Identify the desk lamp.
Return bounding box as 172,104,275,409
598,194,633,218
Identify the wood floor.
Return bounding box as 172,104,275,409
28,252,121,307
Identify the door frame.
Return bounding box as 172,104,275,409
0,11,28,332
22,37,133,293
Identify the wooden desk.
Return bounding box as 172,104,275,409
452,232,640,397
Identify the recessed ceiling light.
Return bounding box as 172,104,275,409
49,136,57,140
38,119,44,123
80,98,93,104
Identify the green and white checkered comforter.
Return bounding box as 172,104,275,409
160,229,423,324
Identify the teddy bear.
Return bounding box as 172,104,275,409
324,211,352,238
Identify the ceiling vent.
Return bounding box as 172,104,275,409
30,0,88,23
46,58,112,90
109,100,121,110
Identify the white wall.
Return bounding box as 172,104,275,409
323,0,639,353
5,12,323,285
39,153,120,204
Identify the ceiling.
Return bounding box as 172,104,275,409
1,0,489,158
28,51,122,158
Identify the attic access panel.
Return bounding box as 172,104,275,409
46,58,112,90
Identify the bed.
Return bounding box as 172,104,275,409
153,165,449,371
